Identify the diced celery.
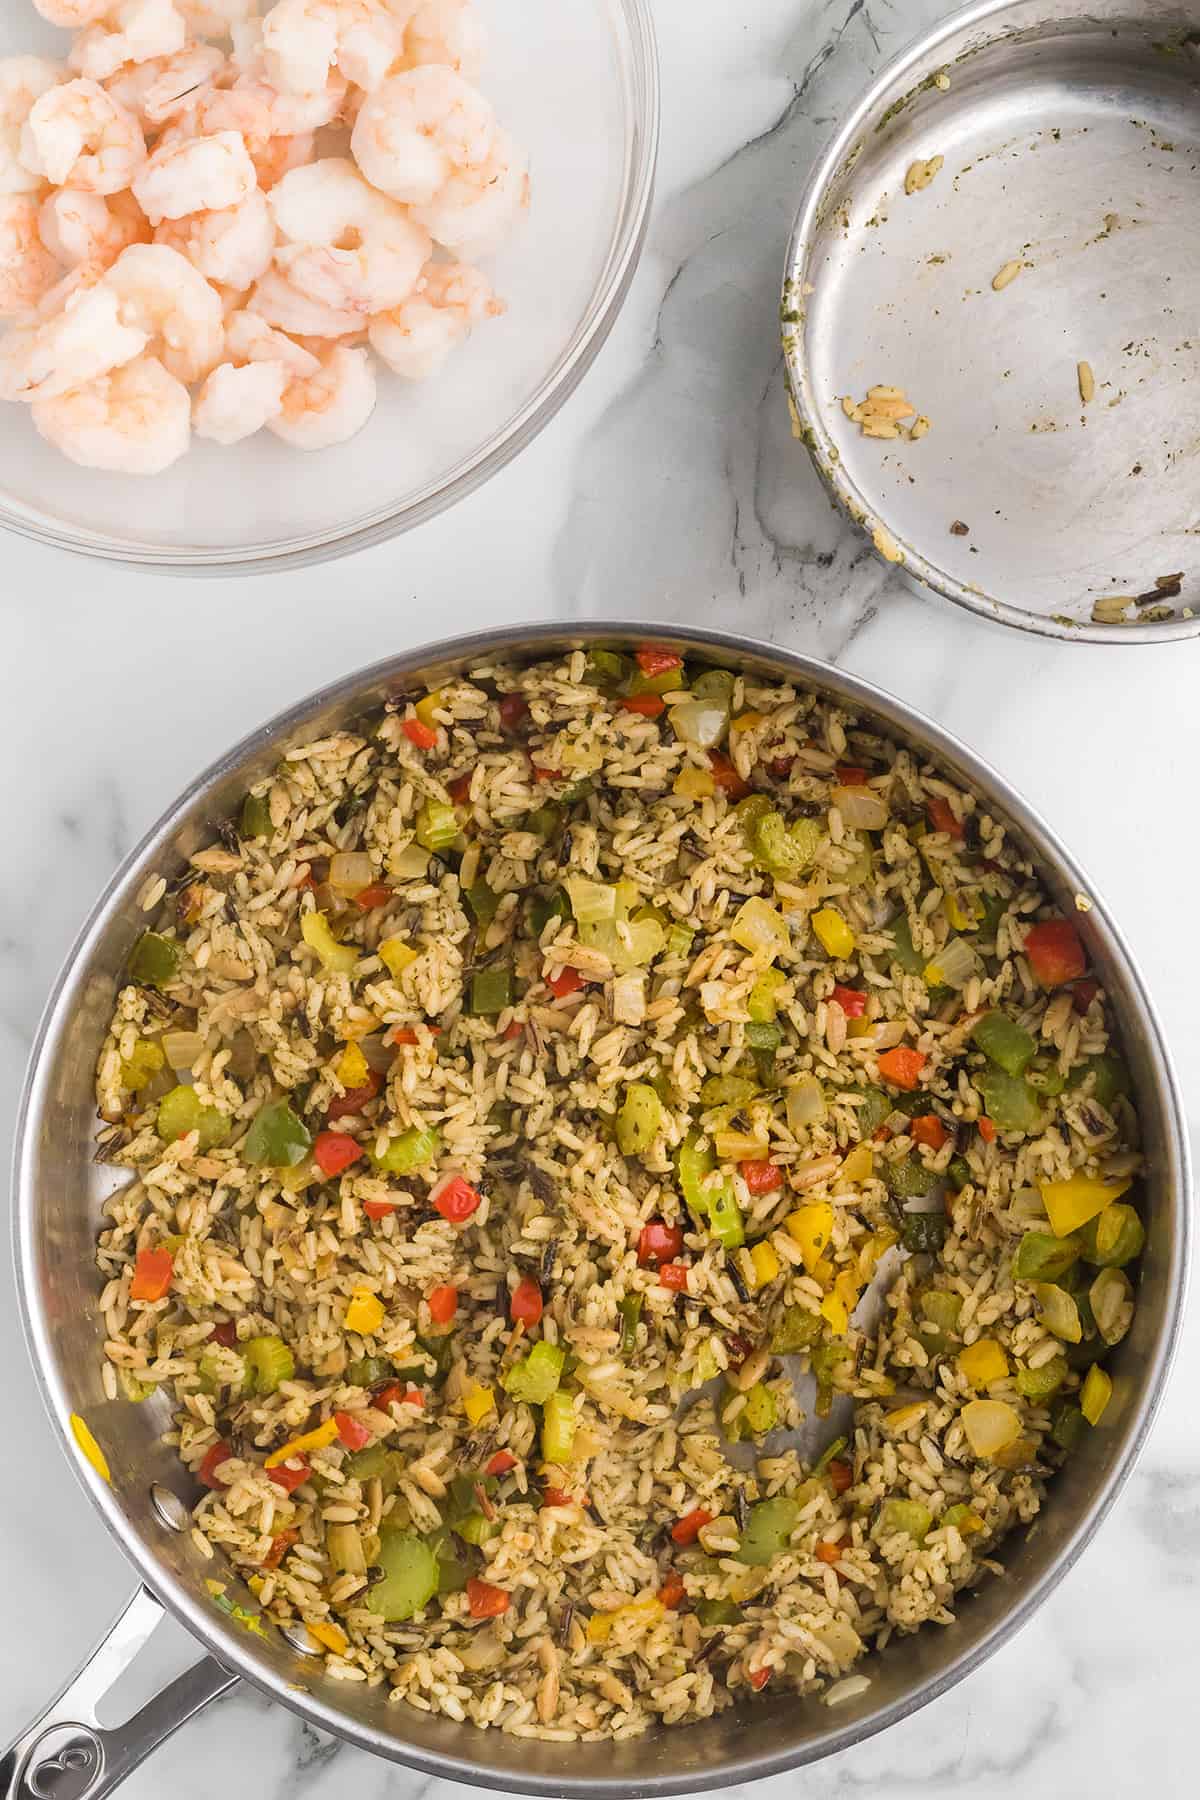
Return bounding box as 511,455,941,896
875,1498,932,1543
301,911,357,976
1016,1354,1068,1400
976,1065,1044,1135
737,1495,800,1565
970,1010,1036,1077
1034,1282,1082,1342
327,1523,366,1575
541,1390,576,1464
695,1598,742,1626
677,1131,714,1217
240,793,272,839
415,800,459,852
584,650,633,689
243,1334,295,1395
156,1084,230,1150
699,1074,760,1108
706,1179,745,1250
665,922,695,960
503,1340,565,1405
739,1382,778,1437
565,877,618,925
770,1306,821,1353
121,1038,165,1091
732,897,791,959
366,1530,439,1621
616,1082,664,1156
369,1125,440,1175
748,967,786,1022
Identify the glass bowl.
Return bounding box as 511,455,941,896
0,0,659,573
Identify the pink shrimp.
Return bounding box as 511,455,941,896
367,255,500,379
0,194,62,315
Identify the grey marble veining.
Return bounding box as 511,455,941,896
2,1,1199,1795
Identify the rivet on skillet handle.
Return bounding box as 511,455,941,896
0,1587,236,1800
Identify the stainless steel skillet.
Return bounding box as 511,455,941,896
7,624,1190,1799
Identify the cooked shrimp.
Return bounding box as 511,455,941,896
0,271,147,401
224,305,319,374
155,184,272,285
411,125,528,257
247,127,313,188
400,0,485,81
350,65,493,205
19,78,146,195
261,0,402,98
32,350,190,471
102,240,224,379
247,261,362,337
32,0,111,25
104,44,226,126
367,255,499,378
131,126,255,221
1,57,65,196
38,184,149,267
177,0,260,37
267,340,374,447
0,194,62,314
270,156,428,313
192,356,286,441
69,0,188,86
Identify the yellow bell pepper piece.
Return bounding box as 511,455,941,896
949,1507,985,1537
379,936,418,980
729,710,765,741
301,910,357,976
279,1155,318,1194
1040,1174,1132,1238
957,1338,1009,1389
715,1128,770,1161
943,890,978,932
857,1226,898,1281
586,1596,664,1645
462,1380,496,1427
1080,1364,1112,1425
884,1401,928,1432
415,689,446,728
308,1619,350,1657
819,1268,861,1335
674,765,715,800
749,1240,780,1289
840,1144,873,1184
70,1413,111,1484
344,1288,385,1335
264,1418,340,1468
786,1202,834,1274
335,1041,368,1088
812,908,855,960
247,1574,265,1597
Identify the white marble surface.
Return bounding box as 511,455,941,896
3,1,1199,1795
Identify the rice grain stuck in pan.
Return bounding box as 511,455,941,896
91,645,1144,1740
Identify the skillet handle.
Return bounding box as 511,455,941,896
0,1586,237,1800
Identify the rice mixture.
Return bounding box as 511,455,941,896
93,646,1144,1739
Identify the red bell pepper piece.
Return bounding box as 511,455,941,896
878,1046,927,1091
835,764,867,786
362,1198,399,1221
334,1410,372,1451
708,750,748,799
267,1458,310,1494
978,1116,997,1144
748,1667,770,1691
826,1458,853,1495
432,1173,481,1224
327,1071,382,1120
620,694,665,717
262,1527,298,1570
466,1578,510,1619
509,1276,543,1327
831,984,867,1017
130,1246,173,1302
547,965,583,999
197,1440,233,1490
740,1160,782,1194
658,1575,686,1609
637,1220,683,1266
353,882,392,911
670,1508,713,1546
910,1114,948,1151
402,718,438,750
313,1130,364,1177
428,1284,458,1326
926,797,964,840
659,1262,690,1292
501,1019,524,1040
498,695,529,732
209,1321,238,1348
634,646,683,676
1072,977,1100,1015
447,774,472,804
1024,919,1086,988
485,1450,517,1477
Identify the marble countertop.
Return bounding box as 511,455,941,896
3,1,1198,1796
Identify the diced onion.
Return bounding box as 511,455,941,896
566,877,618,925
330,852,375,895
833,786,889,831
786,1074,826,1131
731,897,790,958
925,936,982,991
1090,1267,1134,1344
390,844,430,880
960,1398,1022,1458
162,1030,204,1072
669,698,729,749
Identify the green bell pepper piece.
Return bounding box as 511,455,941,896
615,1082,664,1156
503,1340,565,1405
1013,1230,1081,1283
469,963,513,1016
769,1305,821,1353
737,1495,800,1565
239,792,272,839
243,1334,294,1395
706,1178,745,1251
541,1389,576,1464
464,880,499,926
889,913,926,976
1079,1203,1144,1269
976,1065,1044,1135
156,1084,230,1150
128,931,182,989
1068,1052,1130,1111
369,1125,440,1175
243,1098,311,1168
366,1530,439,1621
970,1010,1036,1077
677,1130,714,1217
618,1294,642,1356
